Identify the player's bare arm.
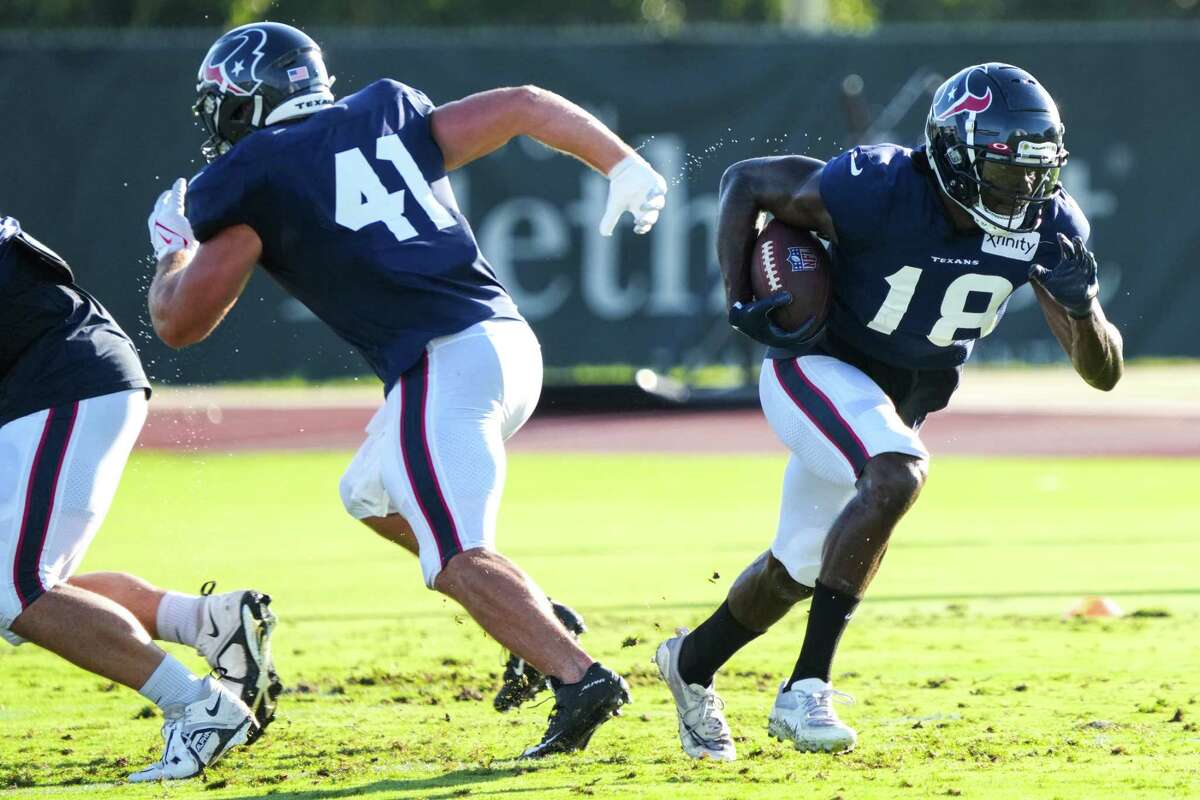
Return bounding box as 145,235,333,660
1034,284,1123,390
1029,233,1123,391
146,180,260,348
716,155,830,305
431,86,666,235
434,86,627,173
716,156,831,348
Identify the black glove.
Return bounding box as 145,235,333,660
728,292,823,349
1028,233,1099,318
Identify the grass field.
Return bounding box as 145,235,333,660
1,452,1197,799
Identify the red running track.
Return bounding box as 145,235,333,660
138,407,1200,457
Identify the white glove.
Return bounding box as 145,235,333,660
147,178,196,261
599,154,667,236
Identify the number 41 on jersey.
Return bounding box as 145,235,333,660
334,133,456,242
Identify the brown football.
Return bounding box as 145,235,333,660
749,219,832,333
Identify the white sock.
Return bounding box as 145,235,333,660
156,591,205,646
139,654,208,710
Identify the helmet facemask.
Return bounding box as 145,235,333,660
193,91,247,162
963,144,1063,233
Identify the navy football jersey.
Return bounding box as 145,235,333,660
0,217,149,428
816,144,1089,370
186,79,522,392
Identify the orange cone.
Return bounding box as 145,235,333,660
1064,596,1124,619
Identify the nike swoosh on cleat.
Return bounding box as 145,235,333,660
523,731,564,757
205,696,222,717
207,608,220,639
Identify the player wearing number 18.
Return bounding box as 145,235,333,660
145,22,667,758
654,63,1123,760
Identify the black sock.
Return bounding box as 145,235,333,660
788,581,860,686
677,601,763,687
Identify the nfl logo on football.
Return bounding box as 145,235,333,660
787,246,817,272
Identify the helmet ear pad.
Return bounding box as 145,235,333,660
927,131,983,210
229,100,256,125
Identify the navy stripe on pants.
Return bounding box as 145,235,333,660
773,359,870,476
13,402,79,609
398,353,463,569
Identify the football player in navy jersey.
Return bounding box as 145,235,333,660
654,63,1123,759
1,217,282,782
144,22,667,758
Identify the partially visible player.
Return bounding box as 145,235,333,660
144,22,667,757
654,63,1123,759
0,217,280,782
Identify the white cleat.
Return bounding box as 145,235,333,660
128,678,254,783
768,677,857,753
654,629,737,761
195,585,282,743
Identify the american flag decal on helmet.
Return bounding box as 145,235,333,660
287,66,310,82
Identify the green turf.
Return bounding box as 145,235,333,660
1,452,1197,799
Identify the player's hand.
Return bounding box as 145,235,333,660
729,293,823,349
600,154,667,236
147,178,197,261
1028,233,1099,318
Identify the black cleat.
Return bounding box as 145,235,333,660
519,662,630,759
493,601,587,713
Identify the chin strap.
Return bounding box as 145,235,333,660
264,88,336,126
970,200,1027,236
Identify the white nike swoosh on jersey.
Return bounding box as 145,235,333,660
849,153,863,176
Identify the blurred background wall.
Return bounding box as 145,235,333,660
2,1,1196,387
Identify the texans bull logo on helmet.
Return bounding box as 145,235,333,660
933,68,993,121
200,27,268,96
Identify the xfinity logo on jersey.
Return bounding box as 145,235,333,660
981,231,1041,262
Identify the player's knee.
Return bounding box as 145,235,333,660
764,554,813,606
859,453,927,514
432,547,492,593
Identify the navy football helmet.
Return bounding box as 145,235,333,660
194,22,336,161
925,63,1068,234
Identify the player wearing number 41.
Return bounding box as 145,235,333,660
654,63,1123,760
145,22,666,758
